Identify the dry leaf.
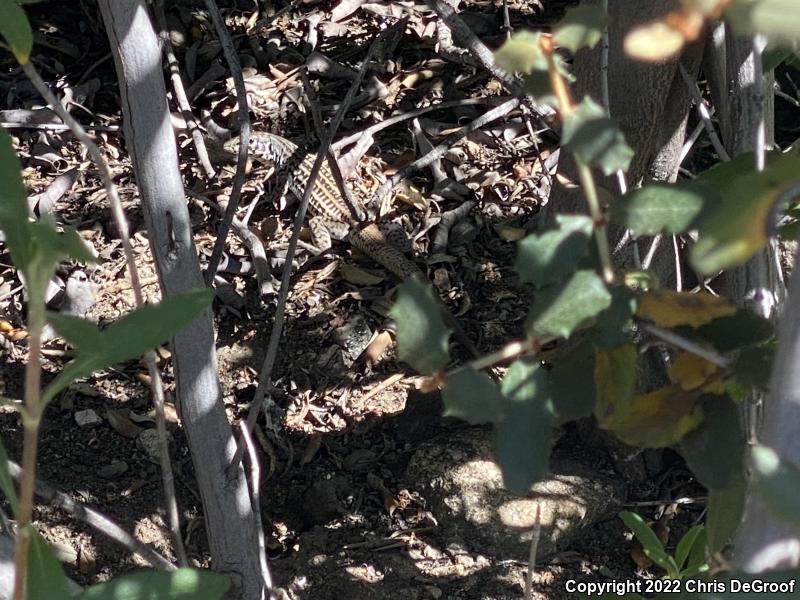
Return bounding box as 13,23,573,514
668,351,725,395
106,409,144,439
599,385,704,448
301,433,323,465
364,330,394,364
494,223,526,242
637,289,736,328
340,263,384,285
395,181,428,210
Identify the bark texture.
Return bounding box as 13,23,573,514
97,2,265,597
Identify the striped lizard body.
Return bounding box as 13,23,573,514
227,132,420,280
225,131,479,357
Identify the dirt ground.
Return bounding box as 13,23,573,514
4,0,795,597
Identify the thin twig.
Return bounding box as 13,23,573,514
239,423,273,594
524,504,541,600
187,190,274,296
679,117,707,164
203,0,251,285
673,235,683,291
331,97,507,151
640,323,731,368
6,460,174,570
230,23,403,474
371,98,520,206
753,35,767,172
300,70,363,221
0,121,120,132
21,62,186,568
539,36,614,284
678,63,731,162
425,0,553,120
154,0,215,179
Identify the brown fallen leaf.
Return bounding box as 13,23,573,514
106,409,143,439
340,263,384,286
364,330,394,364
301,433,323,466
494,223,526,242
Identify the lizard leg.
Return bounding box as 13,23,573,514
305,216,333,255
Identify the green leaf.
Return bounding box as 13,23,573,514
0,128,35,269
550,339,595,424
674,524,705,573
525,270,611,339
731,342,776,390
751,445,800,528
690,151,800,275
42,289,214,405
495,31,547,75
683,309,774,352
680,396,744,490
618,511,678,576
46,310,105,352
515,214,593,288
495,358,555,492
590,285,636,348
521,71,557,108
26,527,73,600
553,4,606,52
442,366,505,424
682,527,709,577
0,0,32,63
562,97,634,176
706,476,746,554
726,0,800,46
762,47,792,71
0,129,94,297
0,439,18,515
77,568,230,600
609,182,719,238
390,278,451,375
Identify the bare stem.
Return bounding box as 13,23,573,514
540,36,615,285
12,301,44,600
21,61,184,567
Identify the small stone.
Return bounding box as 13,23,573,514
74,409,102,427
98,460,128,479
309,554,328,567
424,585,443,599
136,429,171,463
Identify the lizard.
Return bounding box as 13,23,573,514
223,131,480,357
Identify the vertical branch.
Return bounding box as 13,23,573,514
21,57,190,568
11,297,44,600
540,35,614,285
202,0,251,286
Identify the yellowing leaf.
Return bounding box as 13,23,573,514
668,351,725,395
599,385,704,448
637,290,735,328
594,344,637,424
690,152,800,275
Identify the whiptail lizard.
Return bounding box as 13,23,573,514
225,132,420,280
224,131,479,357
